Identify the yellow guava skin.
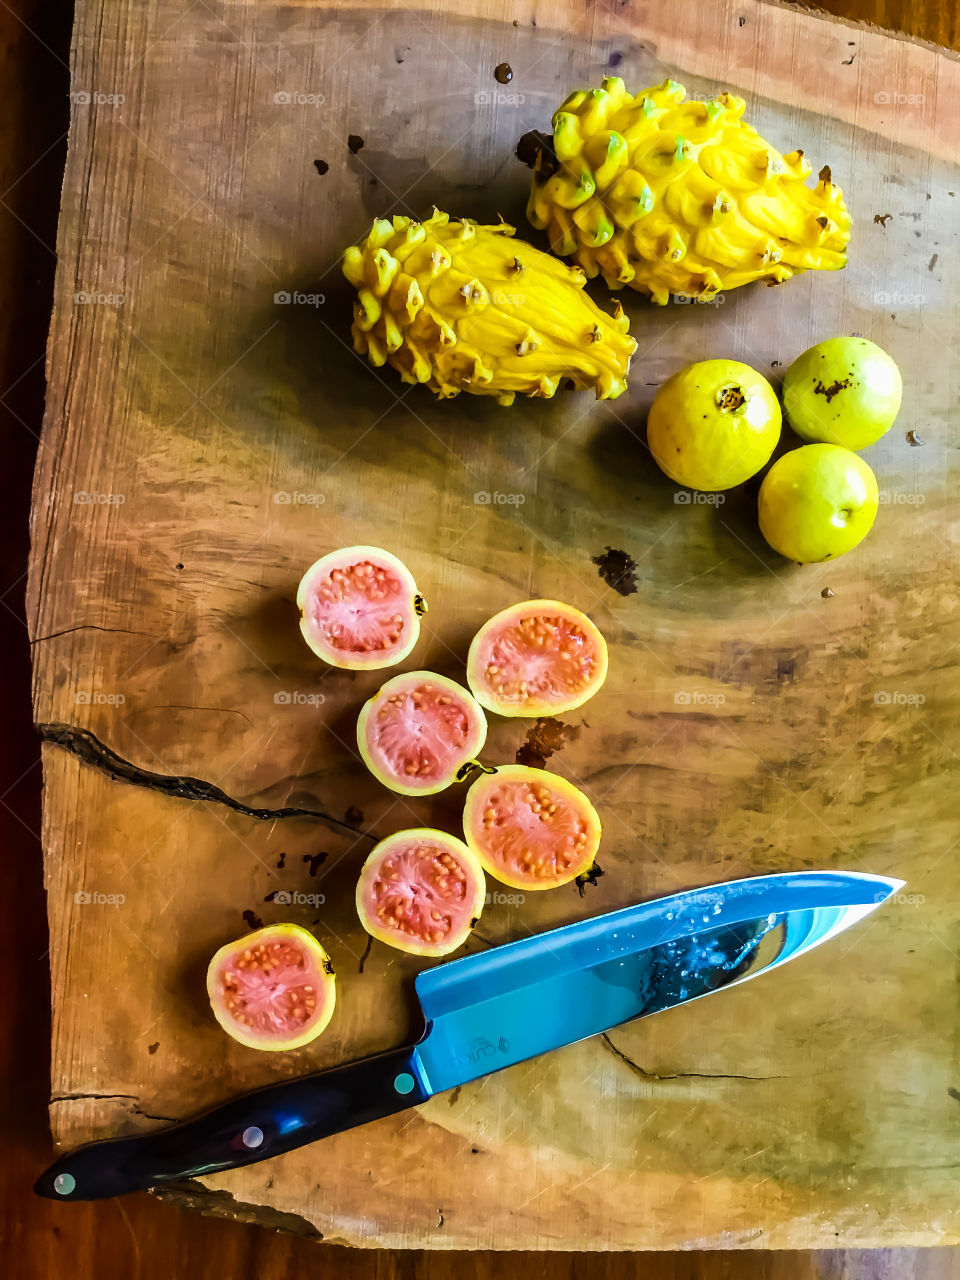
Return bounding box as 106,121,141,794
758,443,879,563
646,359,781,491
782,337,902,450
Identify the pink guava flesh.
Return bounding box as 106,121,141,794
365,680,476,787
360,837,482,951
472,609,603,711
305,559,409,658
214,935,329,1041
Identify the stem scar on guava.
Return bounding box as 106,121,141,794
456,760,497,782
717,385,745,411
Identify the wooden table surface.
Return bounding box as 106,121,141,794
3,0,958,1276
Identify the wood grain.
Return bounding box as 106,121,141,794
807,0,960,50
18,0,960,1263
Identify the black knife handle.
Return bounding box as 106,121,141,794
35,1043,428,1201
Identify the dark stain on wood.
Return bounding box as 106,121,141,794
593,545,638,595
313,159,329,175
303,850,328,876
776,655,797,683
347,134,364,154
516,716,581,768
874,213,893,225
242,909,263,930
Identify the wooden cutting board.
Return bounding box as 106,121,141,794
28,0,960,1250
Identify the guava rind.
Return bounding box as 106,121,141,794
757,442,879,563
466,600,608,717
206,923,336,1052
355,827,486,957
296,545,424,671
646,359,781,491
782,338,902,450
463,764,602,890
357,670,488,796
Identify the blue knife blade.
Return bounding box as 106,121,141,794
413,869,902,1092
35,869,901,1201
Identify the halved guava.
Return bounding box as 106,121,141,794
206,923,336,1052
357,670,487,796
297,545,426,670
462,764,601,890
355,828,486,957
466,600,608,717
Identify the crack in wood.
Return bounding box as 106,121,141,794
601,1034,787,1082
51,1091,179,1123
30,623,158,644
51,1092,139,1103
37,723,376,839
151,703,255,726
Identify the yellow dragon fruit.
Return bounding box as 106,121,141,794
522,77,851,304
342,210,636,405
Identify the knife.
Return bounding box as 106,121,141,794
35,869,902,1201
